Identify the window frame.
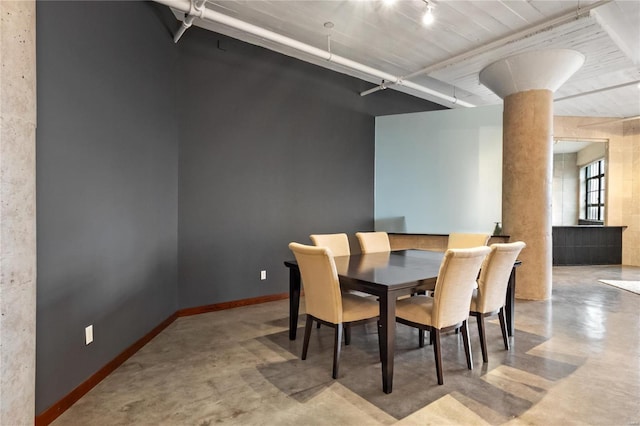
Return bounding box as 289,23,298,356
583,158,605,223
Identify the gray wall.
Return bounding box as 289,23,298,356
36,2,179,413
176,28,442,308
35,1,442,414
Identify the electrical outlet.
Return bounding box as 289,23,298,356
260,270,267,280
85,325,93,345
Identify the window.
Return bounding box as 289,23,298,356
583,159,605,222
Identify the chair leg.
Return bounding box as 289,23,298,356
476,314,488,363
332,323,343,379
432,329,444,385
377,320,383,364
498,307,510,350
302,315,314,360
345,323,351,346
461,320,473,370
419,329,425,348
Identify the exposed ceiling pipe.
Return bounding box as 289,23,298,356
154,0,475,108
172,0,206,43
360,0,613,97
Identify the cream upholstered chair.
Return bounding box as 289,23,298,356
288,242,379,379
309,233,352,328
447,233,490,250
470,241,526,363
355,231,391,254
395,246,491,385
309,233,350,257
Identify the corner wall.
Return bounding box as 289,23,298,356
554,116,639,266
623,120,640,264
553,153,579,226
36,2,179,413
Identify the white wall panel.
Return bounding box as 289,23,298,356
375,105,502,235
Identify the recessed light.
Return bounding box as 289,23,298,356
324,22,334,29
422,1,435,26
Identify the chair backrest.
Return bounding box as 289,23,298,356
355,231,391,254
447,233,491,250
475,241,526,313
289,242,343,324
309,233,350,257
432,246,491,329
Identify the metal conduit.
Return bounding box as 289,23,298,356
172,0,206,43
154,0,475,108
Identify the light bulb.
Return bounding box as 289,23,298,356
422,6,434,26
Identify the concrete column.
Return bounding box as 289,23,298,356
480,49,584,300
503,90,553,299
0,1,37,423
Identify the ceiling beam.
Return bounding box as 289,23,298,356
361,0,613,97
555,80,640,102
578,115,640,128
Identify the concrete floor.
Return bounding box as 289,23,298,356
53,265,640,425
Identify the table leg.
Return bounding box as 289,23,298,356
505,267,516,337
379,293,396,394
289,266,301,340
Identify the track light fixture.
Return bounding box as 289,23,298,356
422,0,434,26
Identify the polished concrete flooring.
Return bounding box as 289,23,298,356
53,265,640,425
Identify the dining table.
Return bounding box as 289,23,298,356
283,249,521,394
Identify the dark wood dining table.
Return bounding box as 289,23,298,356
284,249,520,394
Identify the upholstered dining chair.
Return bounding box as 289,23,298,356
395,246,491,385
310,233,350,257
288,242,380,379
447,233,490,250
469,241,526,363
355,231,391,254
309,233,353,328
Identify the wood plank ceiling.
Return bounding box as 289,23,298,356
169,0,640,118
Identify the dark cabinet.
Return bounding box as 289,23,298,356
553,226,624,265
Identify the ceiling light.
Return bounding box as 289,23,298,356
383,0,396,6
422,1,434,26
